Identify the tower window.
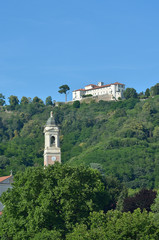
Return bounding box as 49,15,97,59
50,136,55,146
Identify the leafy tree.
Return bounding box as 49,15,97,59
33,229,62,240
33,96,44,104
0,156,10,170
58,84,70,102
123,88,138,99
90,163,125,210
0,164,109,239
66,209,159,240
66,212,108,240
73,100,80,108
145,88,150,98
123,189,157,212
150,83,159,96
151,192,159,224
153,126,159,140
106,209,159,239
20,96,29,105
138,91,145,99
8,95,19,110
116,186,128,211
0,93,5,106
45,96,53,105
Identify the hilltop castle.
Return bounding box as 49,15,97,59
72,82,125,101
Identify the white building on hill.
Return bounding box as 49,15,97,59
72,82,125,101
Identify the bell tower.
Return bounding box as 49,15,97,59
44,111,61,166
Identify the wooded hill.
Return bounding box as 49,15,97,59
1,84,159,189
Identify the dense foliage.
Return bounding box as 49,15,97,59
66,209,159,240
1,84,159,238
0,164,115,239
1,83,159,189
123,189,157,212
0,164,159,240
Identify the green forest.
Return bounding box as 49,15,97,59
0,84,159,188
1,84,159,239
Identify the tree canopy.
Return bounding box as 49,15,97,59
0,93,5,106
0,164,110,239
123,189,157,212
66,209,159,240
8,95,19,110
58,85,70,102
123,88,138,99
21,96,30,105
45,96,53,105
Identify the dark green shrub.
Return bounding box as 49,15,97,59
73,100,80,108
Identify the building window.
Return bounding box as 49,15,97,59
50,136,55,146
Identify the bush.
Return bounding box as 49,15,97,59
82,94,93,98
73,100,80,108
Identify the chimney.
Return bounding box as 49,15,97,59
97,82,104,86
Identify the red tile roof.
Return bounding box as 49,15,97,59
73,82,125,92
0,212,2,216
73,89,85,92
0,176,11,183
113,82,125,85
92,84,111,90
85,84,97,87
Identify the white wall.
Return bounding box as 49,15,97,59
0,183,12,211
72,83,125,101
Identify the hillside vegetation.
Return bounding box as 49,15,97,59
1,85,159,189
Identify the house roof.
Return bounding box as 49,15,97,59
0,212,2,216
85,84,97,87
91,84,111,90
73,82,125,92
0,176,12,183
113,82,125,86
73,89,86,92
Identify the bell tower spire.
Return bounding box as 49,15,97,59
44,112,61,166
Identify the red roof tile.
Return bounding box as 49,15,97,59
85,84,97,87
113,82,125,85
73,89,85,92
73,82,125,92
86,84,111,91
0,212,2,216
0,176,11,183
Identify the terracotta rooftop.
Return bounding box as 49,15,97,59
0,176,11,183
85,84,97,87
113,82,125,85
0,212,2,216
73,88,85,92
73,82,125,92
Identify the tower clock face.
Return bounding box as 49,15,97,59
52,156,56,161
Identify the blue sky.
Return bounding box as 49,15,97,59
0,0,159,103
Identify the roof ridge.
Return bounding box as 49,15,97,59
0,176,12,183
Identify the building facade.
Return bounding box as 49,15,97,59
0,175,13,213
44,112,61,166
72,82,125,101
